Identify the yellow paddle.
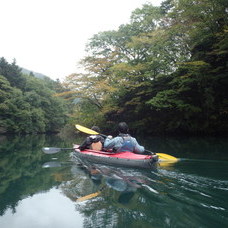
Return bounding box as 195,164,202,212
156,153,178,161
76,191,101,202
75,124,107,137
75,124,179,162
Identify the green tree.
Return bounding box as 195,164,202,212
0,58,68,134
62,0,228,135
0,57,25,88
146,0,228,134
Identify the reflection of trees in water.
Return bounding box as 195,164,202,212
74,186,157,228
0,135,69,216
60,161,158,228
1,134,227,227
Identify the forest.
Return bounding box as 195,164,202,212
0,57,68,134
61,0,228,135
1,0,228,135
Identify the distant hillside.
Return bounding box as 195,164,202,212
21,67,49,79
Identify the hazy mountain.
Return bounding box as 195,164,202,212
21,67,49,79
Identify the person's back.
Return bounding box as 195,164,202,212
90,136,103,150
79,126,104,151
104,122,144,153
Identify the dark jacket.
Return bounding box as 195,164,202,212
79,135,105,150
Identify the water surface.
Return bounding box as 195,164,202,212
0,134,227,227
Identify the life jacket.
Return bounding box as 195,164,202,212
119,136,134,152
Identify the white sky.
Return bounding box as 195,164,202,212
0,0,162,80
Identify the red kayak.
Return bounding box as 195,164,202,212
72,147,158,169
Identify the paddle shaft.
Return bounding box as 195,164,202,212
145,149,156,155
42,146,116,155
42,147,73,154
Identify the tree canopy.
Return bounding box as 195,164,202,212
60,0,227,135
12,0,227,136
0,57,68,134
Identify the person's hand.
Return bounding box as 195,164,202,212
107,135,113,139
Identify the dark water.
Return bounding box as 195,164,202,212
0,134,227,228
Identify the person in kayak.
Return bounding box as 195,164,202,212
79,126,105,151
104,122,145,153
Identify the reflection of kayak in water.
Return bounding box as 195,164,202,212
106,177,128,191
105,175,143,192
72,146,158,169
66,161,151,202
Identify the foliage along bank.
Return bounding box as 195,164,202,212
0,57,68,134
60,0,228,135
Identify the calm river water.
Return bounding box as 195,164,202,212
0,134,227,228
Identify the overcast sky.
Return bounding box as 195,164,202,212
1,0,162,80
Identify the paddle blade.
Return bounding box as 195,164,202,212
42,161,62,168
76,191,101,202
157,153,179,161
75,124,99,135
159,161,178,167
42,147,61,154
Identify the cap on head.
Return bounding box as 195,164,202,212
91,126,100,132
118,122,129,134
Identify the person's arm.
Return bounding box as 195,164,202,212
94,135,105,144
104,136,116,150
79,136,92,150
132,137,145,154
